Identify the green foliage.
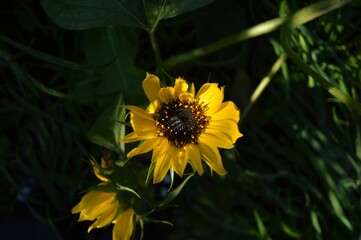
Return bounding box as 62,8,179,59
83,26,145,104
1,0,361,239
41,0,214,30
88,95,126,154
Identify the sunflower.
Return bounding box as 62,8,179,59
121,73,243,183
72,157,137,240
71,191,136,240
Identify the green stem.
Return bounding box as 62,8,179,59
286,0,352,28
162,17,287,70
161,0,352,71
280,0,361,115
241,52,287,125
148,30,162,71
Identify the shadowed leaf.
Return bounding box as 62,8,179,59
41,0,214,30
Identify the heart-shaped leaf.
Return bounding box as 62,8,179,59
41,0,214,30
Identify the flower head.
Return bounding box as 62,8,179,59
71,191,136,240
72,156,137,240
121,73,243,183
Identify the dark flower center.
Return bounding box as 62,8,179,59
153,100,209,147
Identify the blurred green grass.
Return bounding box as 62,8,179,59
1,0,361,239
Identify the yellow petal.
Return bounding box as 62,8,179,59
124,105,150,119
71,191,110,214
204,127,241,146
158,87,174,103
171,147,188,177
178,92,194,102
113,208,135,240
211,101,240,122
198,142,227,176
142,73,160,102
88,199,118,232
146,100,160,114
207,119,242,143
189,83,195,96
174,78,188,99
72,191,116,221
196,84,224,115
91,159,109,182
129,111,157,132
127,138,159,158
199,132,234,149
125,106,155,128
186,144,204,175
93,168,109,182
151,138,169,162
120,131,158,143
152,142,173,183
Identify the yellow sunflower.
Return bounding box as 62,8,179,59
72,156,137,240
121,73,243,183
71,191,136,240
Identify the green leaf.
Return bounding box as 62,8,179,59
158,173,193,208
88,95,126,154
0,48,78,99
116,184,141,199
83,26,145,105
328,191,352,230
310,210,322,234
280,221,301,239
0,34,100,70
41,0,214,30
145,162,156,185
253,210,269,239
161,0,214,19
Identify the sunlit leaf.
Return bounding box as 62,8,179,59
280,221,301,238
253,210,269,239
328,191,352,230
310,210,322,234
116,184,141,198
